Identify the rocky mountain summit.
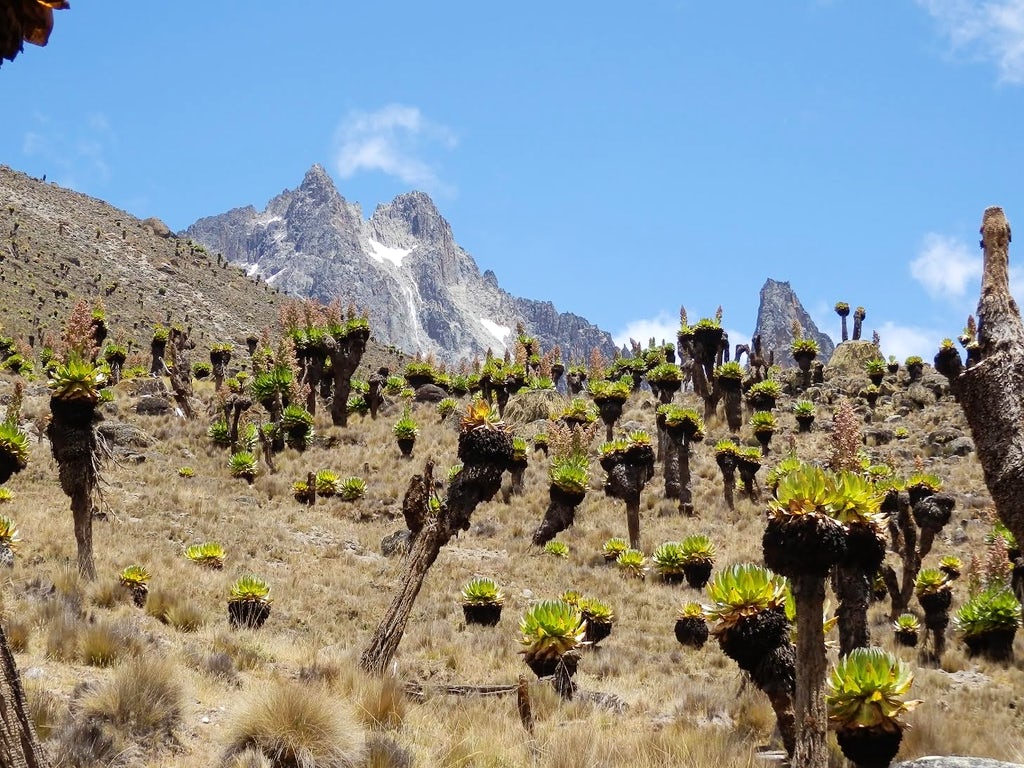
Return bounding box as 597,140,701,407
753,278,835,366
186,165,616,362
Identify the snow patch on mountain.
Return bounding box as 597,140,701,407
479,317,510,347
368,238,412,267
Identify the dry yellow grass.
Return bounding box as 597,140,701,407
0,374,1018,767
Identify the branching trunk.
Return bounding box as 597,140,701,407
163,327,196,420
328,331,368,427
361,440,510,676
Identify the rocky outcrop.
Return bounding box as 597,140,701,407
186,165,615,362
753,279,835,366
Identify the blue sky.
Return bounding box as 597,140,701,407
3,2,1024,361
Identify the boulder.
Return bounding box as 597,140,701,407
825,340,880,379
136,395,172,416
96,422,155,447
413,384,448,403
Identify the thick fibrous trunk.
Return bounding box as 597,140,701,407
955,207,1024,551
47,398,101,580
533,488,584,545
303,353,326,415
0,622,48,767
662,436,680,499
792,575,828,768
834,566,870,656
211,350,231,393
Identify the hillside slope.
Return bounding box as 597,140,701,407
0,165,405,374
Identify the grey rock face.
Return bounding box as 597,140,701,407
186,165,615,362
753,278,835,366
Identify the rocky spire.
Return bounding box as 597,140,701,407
753,279,835,366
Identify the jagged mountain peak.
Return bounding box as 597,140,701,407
185,167,616,362
370,190,452,249
753,278,835,365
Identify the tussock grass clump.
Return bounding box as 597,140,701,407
25,682,63,741
56,657,185,766
78,619,142,667
3,613,30,652
145,585,206,631
80,657,184,735
224,680,366,768
44,607,83,661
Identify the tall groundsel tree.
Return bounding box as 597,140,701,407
763,464,847,767
47,299,106,579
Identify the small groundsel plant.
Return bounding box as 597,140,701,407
392,408,419,441
437,397,459,420
338,476,366,502
228,574,272,630
544,540,569,559
893,613,921,634
186,542,225,569
616,548,647,579
652,542,687,581
207,420,231,448
0,487,13,503
119,564,150,607
314,469,341,497
229,451,258,483
750,410,777,434
954,585,1022,639
461,577,504,606
602,537,628,562
177,466,195,478
827,647,921,767
793,400,815,417
518,600,586,677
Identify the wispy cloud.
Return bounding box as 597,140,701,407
333,104,456,193
917,0,1024,83
875,320,941,362
21,111,115,189
909,233,981,299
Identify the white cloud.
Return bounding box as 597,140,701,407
613,311,678,349
333,104,456,192
910,233,981,299
875,321,942,363
917,0,1024,83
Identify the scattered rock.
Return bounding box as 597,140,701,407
141,217,173,238
96,421,155,448
135,395,172,416
130,378,168,397
413,384,447,403
946,436,975,456
381,530,411,558
907,383,937,408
